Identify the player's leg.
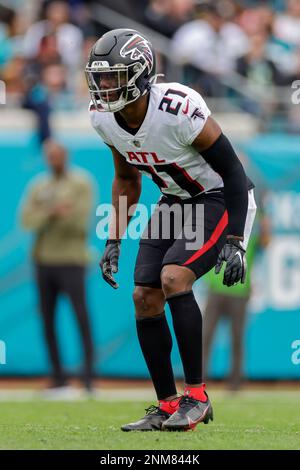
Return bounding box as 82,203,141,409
161,264,205,389
160,264,214,431
161,192,228,431
134,286,177,400
121,233,179,431
122,285,180,431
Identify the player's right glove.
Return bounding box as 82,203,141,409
99,239,121,289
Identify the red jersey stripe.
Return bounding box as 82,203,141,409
182,210,228,266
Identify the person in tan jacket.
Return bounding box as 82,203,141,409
22,139,94,393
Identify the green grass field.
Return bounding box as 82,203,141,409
0,391,299,450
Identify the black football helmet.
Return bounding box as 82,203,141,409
85,28,157,112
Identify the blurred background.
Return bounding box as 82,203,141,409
0,0,300,396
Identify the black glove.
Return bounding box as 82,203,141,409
99,240,121,289
215,239,247,287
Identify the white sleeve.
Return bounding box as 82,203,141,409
23,22,45,58
171,22,214,71
88,106,114,146
177,91,211,146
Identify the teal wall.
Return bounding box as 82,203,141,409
0,131,300,379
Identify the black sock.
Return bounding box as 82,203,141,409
136,312,177,400
167,291,203,384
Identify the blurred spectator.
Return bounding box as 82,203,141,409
0,7,13,66
21,140,95,395
273,0,300,46
23,1,83,74
0,4,25,68
237,32,279,87
238,4,275,36
22,49,54,144
171,0,249,95
144,0,195,38
22,33,73,142
235,30,285,115
65,1,97,39
0,5,26,99
236,31,283,87
234,3,299,123
203,159,271,391
41,62,73,109
269,0,300,78
238,3,300,81
1,54,26,97
1,0,297,133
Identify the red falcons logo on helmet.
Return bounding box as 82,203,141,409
120,34,153,74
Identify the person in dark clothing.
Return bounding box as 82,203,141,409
21,140,95,393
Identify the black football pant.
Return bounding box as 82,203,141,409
35,264,94,388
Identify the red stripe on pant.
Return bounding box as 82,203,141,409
182,210,228,266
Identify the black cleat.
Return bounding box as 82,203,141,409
121,405,171,432
162,393,213,431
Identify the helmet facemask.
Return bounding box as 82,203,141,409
85,60,148,112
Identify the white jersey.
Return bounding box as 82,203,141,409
89,82,223,199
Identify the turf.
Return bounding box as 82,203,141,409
0,391,299,450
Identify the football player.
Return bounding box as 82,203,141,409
86,29,256,431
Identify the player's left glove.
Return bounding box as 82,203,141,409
99,239,121,289
215,239,247,287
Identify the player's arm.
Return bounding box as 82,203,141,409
21,184,51,230
100,145,141,289
109,145,142,240
192,117,248,286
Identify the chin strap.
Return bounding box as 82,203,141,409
145,74,165,93
149,73,165,85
